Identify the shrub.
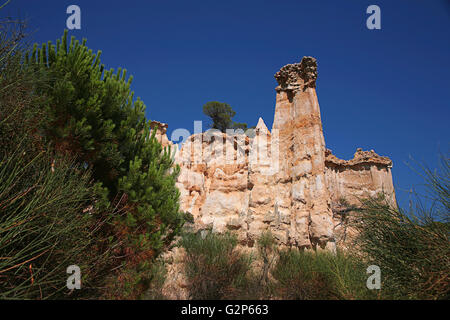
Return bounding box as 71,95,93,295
0,20,174,299
0,19,45,157
272,249,335,300
26,30,186,256
141,260,168,300
272,247,377,300
354,156,450,299
250,231,277,298
178,231,375,300
102,258,167,300
18,30,187,298
0,19,109,299
0,143,103,299
180,231,252,300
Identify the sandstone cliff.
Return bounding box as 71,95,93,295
152,57,396,251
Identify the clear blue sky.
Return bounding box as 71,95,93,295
3,0,449,209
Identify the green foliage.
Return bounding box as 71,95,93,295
0,143,97,299
180,231,252,299
25,30,185,260
141,260,168,300
0,20,41,155
257,231,277,288
202,101,248,132
102,258,167,300
178,231,374,300
27,30,142,198
272,250,333,300
354,156,450,299
0,22,119,299
0,23,184,299
272,249,374,300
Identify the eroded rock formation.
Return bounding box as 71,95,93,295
150,120,172,148
155,57,396,251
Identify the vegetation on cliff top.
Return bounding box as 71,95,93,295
202,101,249,132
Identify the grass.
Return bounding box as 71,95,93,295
0,144,95,299
178,230,377,300
179,231,252,300
352,156,450,299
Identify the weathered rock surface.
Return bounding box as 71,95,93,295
325,148,395,206
325,148,396,246
150,120,172,148
157,57,396,298
153,57,395,251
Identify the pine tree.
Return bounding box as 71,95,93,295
202,101,248,132
26,30,185,267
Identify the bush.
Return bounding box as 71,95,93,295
178,231,376,300
102,258,167,300
272,249,333,300
180,231,252,299
141,260,168,300
0,20,45,157
272,249,375,300
26,30,185,257
0,19,107,299
18,30,187,298
354,155,450,299
0,20,175,299
0,33,119,297
0,143,104,299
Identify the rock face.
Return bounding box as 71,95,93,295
325,148,395,206
271,57,334,250
325,148,396,246
156,57,396,251
150,120,172,148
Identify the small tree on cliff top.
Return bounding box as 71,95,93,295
203,101,248,132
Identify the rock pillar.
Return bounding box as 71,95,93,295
273,57,335,250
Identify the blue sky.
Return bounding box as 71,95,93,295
2,0,449,209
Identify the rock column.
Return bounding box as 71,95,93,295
273,57,335,250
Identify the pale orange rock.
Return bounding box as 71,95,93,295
158,57,396,298
150,120,172,148
156,57,395,251
324,148,396,246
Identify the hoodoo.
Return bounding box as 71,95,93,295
271,57,334,250
156,57,396,251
